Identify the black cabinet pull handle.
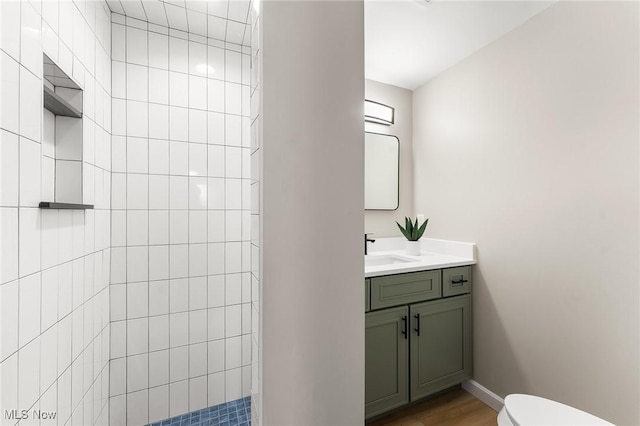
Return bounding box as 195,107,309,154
451,278,468,286
414,313,420,336
401,316,408,339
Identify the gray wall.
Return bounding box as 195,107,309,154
365,79,414,238
412,2,639,424
259,1,365,425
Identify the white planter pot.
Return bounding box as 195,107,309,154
405,241,421,256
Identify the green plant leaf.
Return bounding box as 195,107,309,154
416,218,429,240
396,221,410,240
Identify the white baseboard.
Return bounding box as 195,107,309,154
462,379,504,412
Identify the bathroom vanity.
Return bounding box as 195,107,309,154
364,238,476,419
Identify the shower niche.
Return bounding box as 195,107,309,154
40,54,92,209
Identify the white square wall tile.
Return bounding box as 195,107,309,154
207,372,225,407
207,307,225,341
148,384,169,423
0,208,18,284
0,1,20,60
169,141,189,176
20,1,42,78
188,41,207,76
0,53,19,135
149,350,169,387
127,174,149,210
127,318,149,356
207,339,224,374
207,112,224,145
207,79,225,113
127,26,148,66
127,138,150,176
149,245,170,281
127,210,149,246
127,281,149,319
169,71,189,107
189,143,207,177
208,211,225,243
112,136,127,173
127,100,149,138
149,210,169,245
149,315,169,352
225,304,242,337
0,129,19,207
111,320,127,359
149,68,169,105
149,139,170,175
19,67,42,143
169,345,188,382
149,175,169,210
149,32,169,69
225,336,242,370
188,75,207,110
188,109,207,144
18,338,40,410
149,103,169,139
127,389,149,426
149,280,169,316
127,246,149,283
169,37,188,73
225,82,242,116
169,210,188,244
189,177,208,210
126,63,148,103
19,273,41,347
19,208,40,277
170,244,189,279
188,211,207,244
189,309,207,344
207,242,225,276
169,106,189,142
111,284,127,322
169,176,189,210
19,138,41,207
189,376,208,411
169,380,189,417
189,342,207,378
110,357,126,396
207,275,225,308
225,367,242,401
169,278,188,313
127,353,149,392
0,279,19,360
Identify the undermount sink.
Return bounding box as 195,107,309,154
364,254,416,267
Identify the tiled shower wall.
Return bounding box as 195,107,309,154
0,0,112,425
248,2,261,424
108,14,252,426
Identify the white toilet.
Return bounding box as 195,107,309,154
497,394,614,426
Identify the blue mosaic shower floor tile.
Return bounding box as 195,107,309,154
149,396,251,426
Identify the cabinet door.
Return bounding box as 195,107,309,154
410,295,471,401
365,306,409,418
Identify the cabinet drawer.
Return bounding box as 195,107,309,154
365,279,371,312
371,271,441,310
442,266,471,297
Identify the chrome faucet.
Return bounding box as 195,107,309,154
364,233,376,255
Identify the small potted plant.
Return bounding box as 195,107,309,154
396,216,428,256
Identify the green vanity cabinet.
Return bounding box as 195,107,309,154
365,267,472,419
365,306,409,418
410,294,471,401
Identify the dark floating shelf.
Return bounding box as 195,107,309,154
43,85,82,118
39,202,94,210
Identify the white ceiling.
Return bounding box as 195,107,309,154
106,0,251,45
365,0,555,90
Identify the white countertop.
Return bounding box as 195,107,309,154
365,237,477,278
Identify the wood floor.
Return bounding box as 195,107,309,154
366,387,498,426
